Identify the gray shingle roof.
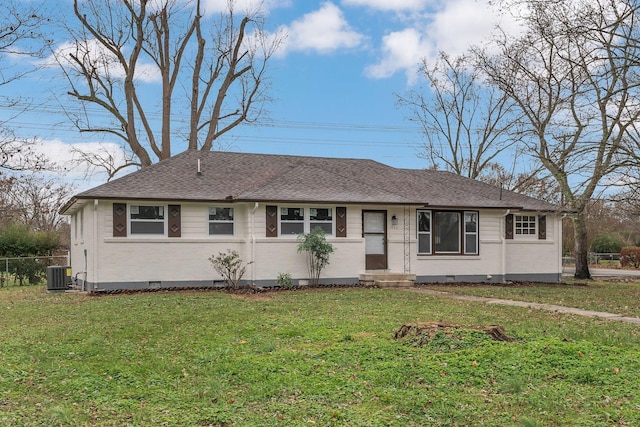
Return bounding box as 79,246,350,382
61,150,562,213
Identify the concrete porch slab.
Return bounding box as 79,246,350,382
359,272,416,288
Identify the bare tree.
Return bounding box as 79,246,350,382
0,173,74,232
0,1,51,173
476,0,640,279
56,0,283,171
69,144,140,182
398,53,525,180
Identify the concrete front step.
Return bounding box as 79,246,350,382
359,273,416,288
374,280,415,288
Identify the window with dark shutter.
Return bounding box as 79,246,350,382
336,206,347,237
266,205,278,237
168,205,181,237
113,203,127,237
505,214,514,239
538,215,547,240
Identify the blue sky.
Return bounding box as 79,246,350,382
2,0,517,188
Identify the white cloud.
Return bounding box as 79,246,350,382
341,0,431,12
42,39,160,84
201,0,291,15
276,2,365,55
364,28,430,83
365,0,521,82
429,0,508,56
33,139,129,188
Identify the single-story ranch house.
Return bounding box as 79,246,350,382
60,150,564,291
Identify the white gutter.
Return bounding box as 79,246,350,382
250,202,259,284
93,199,99,290
558,213,567,279
501,209,511,282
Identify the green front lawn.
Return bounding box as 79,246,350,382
1,286,639,426
425,279,640,318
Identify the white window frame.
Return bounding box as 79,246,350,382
208,207,235,236
278,206,335,237
515,214,536,237
310,207,333,235
417,210,432,254
129,204,166,235
280,207,305,236
464,211,478,255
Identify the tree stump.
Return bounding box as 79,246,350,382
393,321,516,343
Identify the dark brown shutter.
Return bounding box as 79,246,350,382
266,205,278,237
505,214,514,240
336,206,347,237
113,203,127,237
168,205,181,237
538,215,547,240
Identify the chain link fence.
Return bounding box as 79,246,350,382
0,254,70,287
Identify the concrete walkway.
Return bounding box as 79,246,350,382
405,288,640,325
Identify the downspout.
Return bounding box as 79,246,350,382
558,213,567,281
250,202,259,284
501,209,510,282
93,199,99,290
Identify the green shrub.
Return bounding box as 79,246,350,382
276,272,293,288
209,249,252,289
0,224,60,285
297,227,334,286
620,246,640,269
591,233,622,253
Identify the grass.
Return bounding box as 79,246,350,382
424,279,640,317
0,285,639,426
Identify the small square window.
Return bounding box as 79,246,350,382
310,208,333,235
515,215,536,235
281,207,304,235
209,207,234,235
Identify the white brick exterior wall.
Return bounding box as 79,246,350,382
68,200,563,289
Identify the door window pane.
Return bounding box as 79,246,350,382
364,212,385,233
365,234,385,255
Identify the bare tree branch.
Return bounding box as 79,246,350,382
477,0,640,279
54,0,284,172
397,53,526,181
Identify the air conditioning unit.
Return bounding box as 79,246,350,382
47,266,72,291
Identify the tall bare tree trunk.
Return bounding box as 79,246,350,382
572,212,591,279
